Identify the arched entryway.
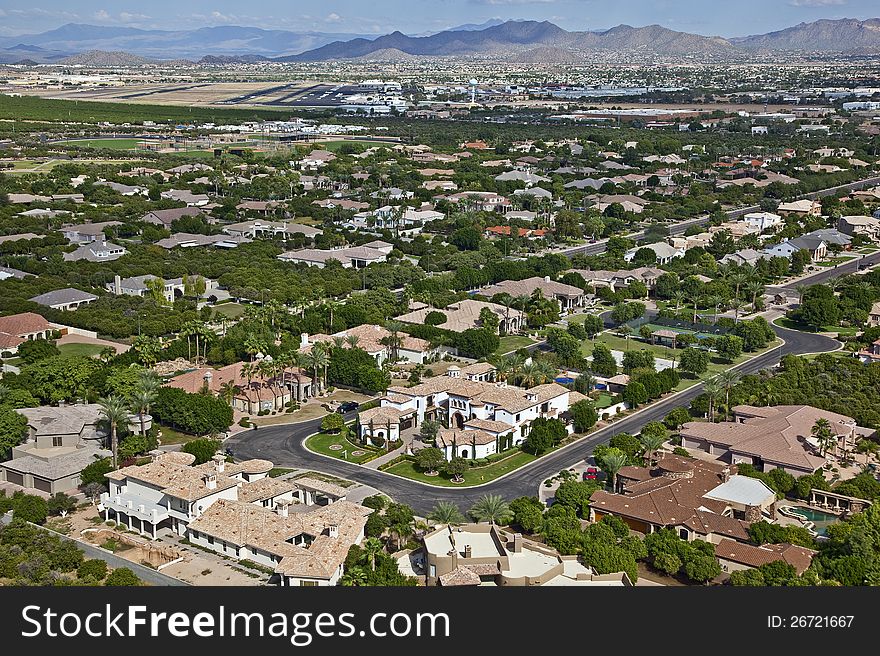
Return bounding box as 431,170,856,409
451,413,465,429
460,449,469,459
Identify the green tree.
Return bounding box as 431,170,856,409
98,395,128,469
469,494,513,525
589,343,617,378
415,447,445,475
510,496,544,533
679,348,709,377
444,456,468,483
321,413,346,433
570,400,599,433
13,494,48,525
427,501,465,526
182,438,222,465
105,567,141,586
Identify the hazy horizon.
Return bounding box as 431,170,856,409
0,0,878,39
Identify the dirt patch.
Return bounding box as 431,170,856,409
81,528,181,569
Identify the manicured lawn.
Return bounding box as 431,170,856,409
494,335,536,355
157,425,198,445
57,342,106,359
212,303,247,319
594,392,618,409
319,140,396,152
383,450,537,487
816,256,856,268
64,138,142,150
304,430,379,464
773,316,859,336
585,330,783,392
269,468,295,478
858,246,879,254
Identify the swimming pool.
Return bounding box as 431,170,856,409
782,505,841,536
555,377,575,384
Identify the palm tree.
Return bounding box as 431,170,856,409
715,369,742,420
672,291,687,311
390,519,413,551
618,324,633,350
345,334,360,349
519,361,539,388
428,501,465,526
468,494,513,525
489,354,512,382
701,295,721,325
811,418,837,457
602,450,629,492
98,396,128,468
730,299,745,324
745,280,765,310
340,566,368,587
383,321,405,362
218,380,239,407
361,537,384,571
639,432,666,466
702,376,724,423
795,284,809,305
535,359,557,385
129,389,155,436
306,343,330,395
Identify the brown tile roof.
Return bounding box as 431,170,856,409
463,418,514,434
437,428,497,447
590,456,740,530
385,377,569,415
188,499,371,580
439,566,481,586
0,312,52,339
236,477,297,503
293,476,348,499
715,538,817,575
681,405,860,471
479,276,584,300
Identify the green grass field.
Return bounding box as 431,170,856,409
383,450,537,487
304,430,378,464
318,140,399,152
212,303,247,320
0,93,292,125
594,392,618,409
773,316,859,336
57,342,107,359
63,138,142,150
157,425,198,445
494,335,536,355
585,331,783,392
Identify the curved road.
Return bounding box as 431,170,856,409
227,322,839,515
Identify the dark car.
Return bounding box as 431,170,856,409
224,447,234,457
337,401,360,414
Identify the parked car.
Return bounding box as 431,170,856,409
583,466,601,481
337,401,360,414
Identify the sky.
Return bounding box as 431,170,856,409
0,0,878,37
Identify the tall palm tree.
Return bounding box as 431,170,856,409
489,354,512,382
715,369,742,420
745,280,765,310
519,361,539,388
345,334,360,349
218,380,239,407
602,450,629,492
639,432,666,466
468,494,513,525
428,501,465,526
340,566,368,587
129,389,155,436
306,343,330,395
706,295,724,324
98,396,128,468
672,291,687,311
361,537,384,571
702,376,724,423
811,418,836,457
535,359,558,385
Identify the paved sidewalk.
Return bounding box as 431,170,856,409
363,443,407,470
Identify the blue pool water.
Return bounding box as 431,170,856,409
555,377,575,384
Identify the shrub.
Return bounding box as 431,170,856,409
77,559,109,581
182,438,222,465
105,567,141,586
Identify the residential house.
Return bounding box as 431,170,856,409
0,266,29,281
277,242,391,269
300,324,435,365
161,189,210,206
679,405,875,477
222,220,322,241
395,299,523,335
423,524,631,587
63,240,127,263
299,150,337,170
441,191,511,213
565,267,664,293
0,312,56,354
154,233,252,250
358,367,576,457
484,226,548,240
60,222,123,244
742,211,783,232
715,539,816,576
777,199,822,218
0,404,113,494
869,302,880,328
106,274,217,303
140,207,205,228
624,242,685,265
478,276,585,315
29,288,97,311
590,456,775,539
838,215,880,240
165,359,313,414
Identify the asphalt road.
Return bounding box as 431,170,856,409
227,321,839,515
771,250,880,291
559,174,880,260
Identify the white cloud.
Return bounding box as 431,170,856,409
93,9,110,21
788,0,846,7
325,13,342,23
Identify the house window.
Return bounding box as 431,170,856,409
429,565,436,577
679,528,688,540
207,536,214,545
300,580,319,587
52,436,63,447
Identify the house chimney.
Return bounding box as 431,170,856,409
721,467,731,483
276,501,289,518
213,453,225,473
464,544,472,559
544,276,551,283
300,333,309,349
328,524,339,538
114,274,121,295
204,473,217,490
512,533,523,553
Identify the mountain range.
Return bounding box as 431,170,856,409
1,18,880,65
